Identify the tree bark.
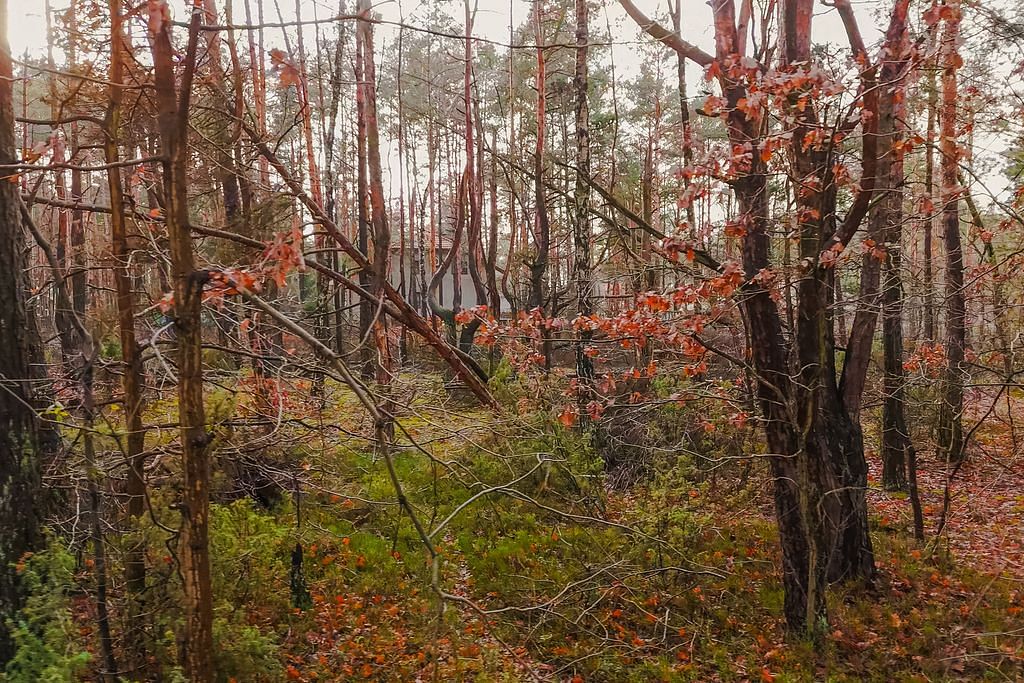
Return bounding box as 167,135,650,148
840,0,911,420
357,0,392,387
150,7,214,680
463,0,487,313
574,0,594,418
0,0,47,657
937,4,966,463
354,15,373,378
880,112,912,494
531,2,551,369
922,24,938,342
672,0,696,232
623,0,904,627
106,0,150,672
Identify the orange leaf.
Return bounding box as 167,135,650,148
557,406,577,428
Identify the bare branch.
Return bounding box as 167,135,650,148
617,0,714,66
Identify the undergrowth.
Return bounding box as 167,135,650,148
9,374,1023,682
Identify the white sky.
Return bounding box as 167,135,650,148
8,0,878,76
7,1,1013,204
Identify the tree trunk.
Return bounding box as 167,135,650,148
880,117,912,494
672,0,696,232
574,0,594,419
937,6,965,463
738,176,829,634
396,16,409,361
241,0,269,187
0,0,47,656
320,1,347,354
463,0,487,313
531,2,551,369
150,8,214,680
358,0,391,385
106,0,150,672
784,0,878,589
203,0,242,371
44,0,80,365
839,0,910,420
922,24,938,342
486,130,501,319
67,4,86,322
619,0,870,634
354,18,373,378
880,186,923,533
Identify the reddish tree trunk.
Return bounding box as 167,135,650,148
106,0,150,671
150,8,214,679
937,3,966,462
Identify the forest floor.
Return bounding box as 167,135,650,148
869,390,1024,581
26,373,1024,683
259,379,1024,682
